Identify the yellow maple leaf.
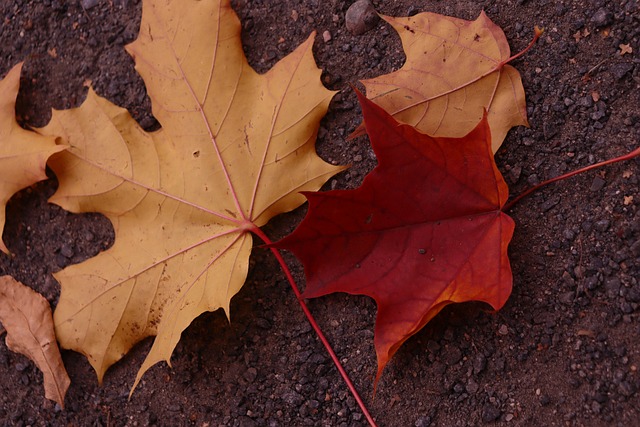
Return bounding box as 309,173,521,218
38,0,342,388
353,11,538,152
0,63,65,253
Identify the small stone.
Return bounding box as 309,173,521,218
559,291,575,305
282,391,304,406
243,367,257,383
254,318,271,329
605,278,621,298
590,176,606,192
543,122,558,139
81,0,100,9
576,96,593,108
443,345,462,365
593,392,608,403
590,8,614,28
415,416,432,427
594,219,610,232
498,324,509,335
585,275,599,290
426,340,440,353
345,0,380,36
540,197,560,212
15,362,29,372
482,403,501,422
473,353,487,374
509,165,522,183
60,244,74,258
611,63,634,80
618,381,636,397
322,30,332,43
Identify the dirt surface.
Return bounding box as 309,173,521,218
0,0,639,426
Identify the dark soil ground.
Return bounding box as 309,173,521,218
1,0,639,426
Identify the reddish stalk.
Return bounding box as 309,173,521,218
503,146,640,212
498,26,544,68
250,226,378,427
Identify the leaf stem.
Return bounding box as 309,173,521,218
503,146,640,212
498,26,544,68
250,226,378,427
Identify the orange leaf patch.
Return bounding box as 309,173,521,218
352,11,538,152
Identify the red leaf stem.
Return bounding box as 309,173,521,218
503,146,640,212
250,226,378,427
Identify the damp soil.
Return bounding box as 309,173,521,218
0,0,639,426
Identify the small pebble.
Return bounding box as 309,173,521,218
590,8,614,28
443,345,462,365
60,244,74,258
243,368,257,383
611,63,633,80
482,403,501,422
473,353,487,374
590,176,606,192
539,394,551,406
322,30,332,43
81,0,100,9
466,378,479,394
345,0,380,35
559,291,575,305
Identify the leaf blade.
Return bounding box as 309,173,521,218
0,63,65,253
0,276,71,408
354,11,528,151
39,0,342,386
276,92,515,382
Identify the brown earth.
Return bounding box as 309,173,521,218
0,0,639,426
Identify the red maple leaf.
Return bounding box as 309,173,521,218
274,90,515,383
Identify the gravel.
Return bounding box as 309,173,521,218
0,0,638,426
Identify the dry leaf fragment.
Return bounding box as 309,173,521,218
39,0,341,389
619,43,633,56
0,63,66,253
573,28,591,42
352,11,538,151
0,275,71,408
